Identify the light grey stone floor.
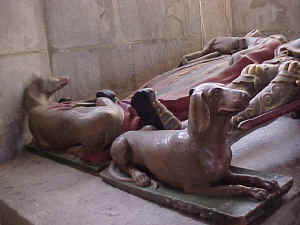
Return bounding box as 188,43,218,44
1,116,300,225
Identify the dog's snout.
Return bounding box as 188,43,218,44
229,90,250,110
232,90,250,102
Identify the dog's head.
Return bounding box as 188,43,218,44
29,75,70,97
188,83,249,134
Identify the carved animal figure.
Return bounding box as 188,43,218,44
179,30,286,66
24,75,124,163
110,83,279,200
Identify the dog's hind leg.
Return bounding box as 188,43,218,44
80,134,111,164
223,172,280,192
184,184,269,201
111,136,151,187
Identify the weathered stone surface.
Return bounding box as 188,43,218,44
163,0,203,39
0,152,205,225
0,0,47,55
53,40,197,101
52,45,135,100
182,0,202,38
285,0,300,40
45,0,115,49
101,166,291,225
232,0,300,40
164,38,203,70
116,0,203,42
0,53,51,163
132,40,169,87
165,40,185,71
98,45,136,99
182,39,203,57
52,49,102,100
115,0,165,41
232,117,300,196
199,0,232,43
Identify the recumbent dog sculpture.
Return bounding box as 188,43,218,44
110,83,279,201
24,75,124,163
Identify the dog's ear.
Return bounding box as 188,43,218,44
189,91,210,135
189,88,195,96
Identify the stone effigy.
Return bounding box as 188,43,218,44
179,29,266,66
102,33,297,224
24,75,125,164
24,32,297,224
137,31,286,123
230,39,300,130
26,31,299,167
133,37,300,144
104,83,293,225
110,83,279,200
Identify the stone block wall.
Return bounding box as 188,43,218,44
0,0,51,163
232,0,300,40
46,0,232,100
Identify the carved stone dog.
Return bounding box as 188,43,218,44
24,75,124,163
110,83,279,200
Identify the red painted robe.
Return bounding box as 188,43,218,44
120,37,282,130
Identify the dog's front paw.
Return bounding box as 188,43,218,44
249,188,269,201
261,180,280,192
132,170,151,187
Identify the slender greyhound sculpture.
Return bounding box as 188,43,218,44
110,83,279,201
24,75,124,163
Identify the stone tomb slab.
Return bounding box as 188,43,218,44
25,145,107,175
100,166,293,225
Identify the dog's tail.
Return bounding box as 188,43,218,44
107,161,134,183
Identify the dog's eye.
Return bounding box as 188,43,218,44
211,88,222,98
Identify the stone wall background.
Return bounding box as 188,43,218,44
0,0,51,162
0,0,299,163
231,0,300,40
48,0,232,100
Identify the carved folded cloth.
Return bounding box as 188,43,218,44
125,37,282,122
80,37,282,164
